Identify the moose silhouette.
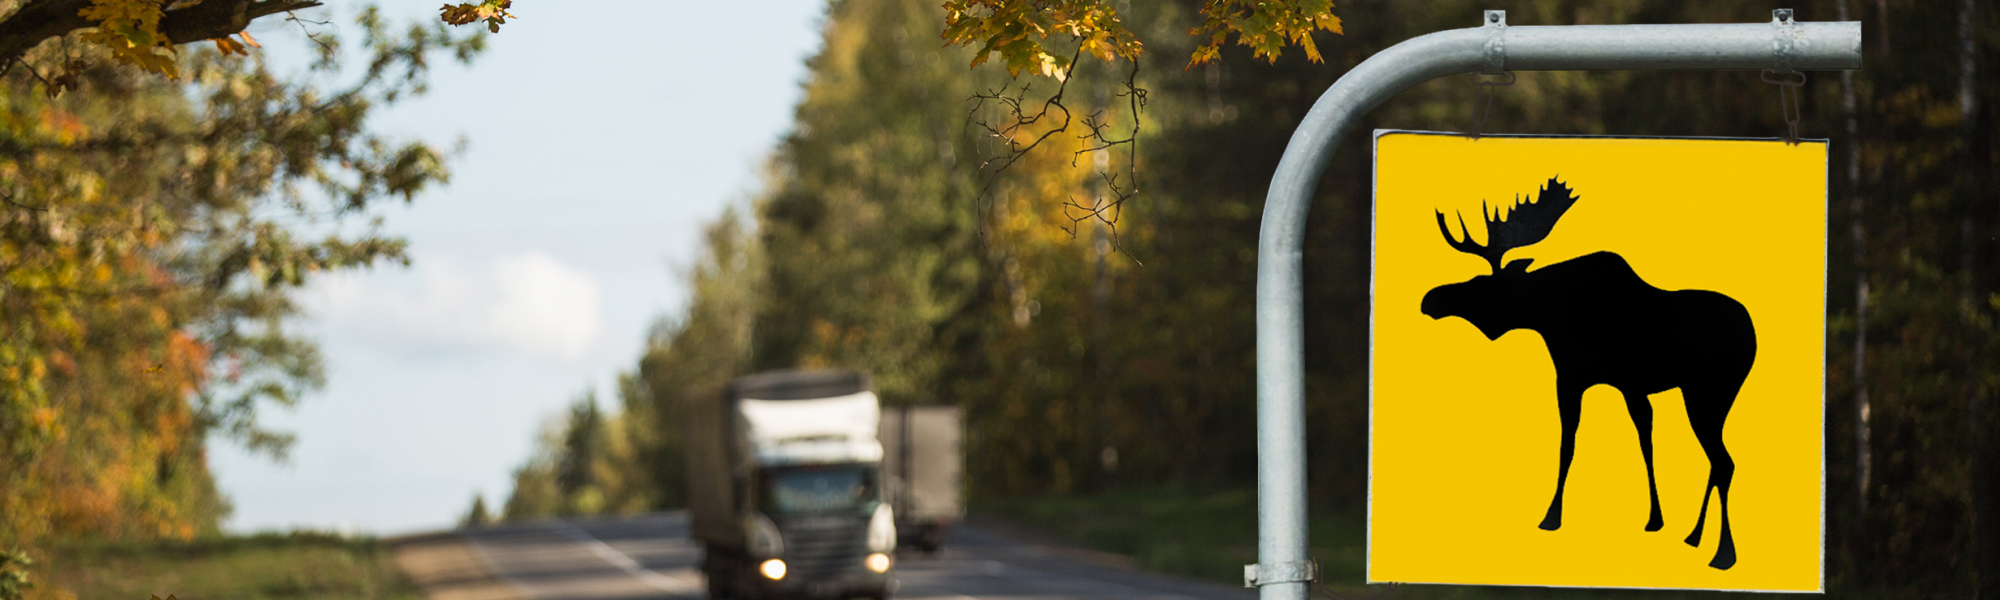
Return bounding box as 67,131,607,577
1419,178,1757,570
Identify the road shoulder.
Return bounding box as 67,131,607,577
389,531,524,600
950,516,1257,600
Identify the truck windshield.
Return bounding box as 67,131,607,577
761,465,877,514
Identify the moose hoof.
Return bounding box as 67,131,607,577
1538,514,1562,531
1708,545,1737,570
1684,526,1704,547
1645,515,1663,532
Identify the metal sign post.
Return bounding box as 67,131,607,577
1249,9,1860,598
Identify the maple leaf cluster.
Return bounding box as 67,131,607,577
76,0,178,77
439,0,515,33
1187,0,1343,67
941,0,1143,79
940,0,1342,77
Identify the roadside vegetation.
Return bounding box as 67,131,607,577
983,487,1825,600
980,487,1338,586
24,533,418,600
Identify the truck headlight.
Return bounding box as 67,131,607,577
746,513,785,558
866,552,892,573
866,503,896,552
760,559,787,580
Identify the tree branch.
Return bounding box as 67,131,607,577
0,0,322,66
159,0,321,45
0,0,94,66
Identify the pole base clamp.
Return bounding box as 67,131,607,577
1243,559,1318,588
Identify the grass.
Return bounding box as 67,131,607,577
976,486,1799,600
25,532,421,600
978,486,1353,587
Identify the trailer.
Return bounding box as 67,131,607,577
877,405,963,553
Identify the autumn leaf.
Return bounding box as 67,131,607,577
210,31,263,56
212,36,247,56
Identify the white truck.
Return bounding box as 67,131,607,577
686,370,897,600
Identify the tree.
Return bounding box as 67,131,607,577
460,494,491,528
501,387,657,519
939,0,1343,240
631,209,760,508
1,1,488,583
501,416,563,521
555,392,604,515
0,551,29,600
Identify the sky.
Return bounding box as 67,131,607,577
207,0,829,535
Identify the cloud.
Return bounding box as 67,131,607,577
311,251,603,359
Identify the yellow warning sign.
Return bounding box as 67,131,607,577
1369,132,1824,592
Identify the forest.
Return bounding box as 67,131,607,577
493,0,1997,597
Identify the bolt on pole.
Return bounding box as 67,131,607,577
1249,9,1859,599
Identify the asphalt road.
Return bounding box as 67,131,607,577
459,513,1255,600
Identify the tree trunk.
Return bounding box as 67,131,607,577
1958,0,1999,595
1836,0,1872,556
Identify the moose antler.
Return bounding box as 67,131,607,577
1435,177,1580,272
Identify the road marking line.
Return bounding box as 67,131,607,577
552,519,704,595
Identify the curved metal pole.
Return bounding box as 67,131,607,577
1251,11,1859,599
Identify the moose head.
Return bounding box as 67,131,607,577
1419,177,1580,340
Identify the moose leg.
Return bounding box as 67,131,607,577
1713,469,1737,570
1541,382,1586,531
1685,480,1713,547
1697,426,1738,570
1622,389,1665,532
1684,386,1739,570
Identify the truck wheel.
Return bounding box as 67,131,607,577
859,586,892,600
701,545,742,600
704,567,735,600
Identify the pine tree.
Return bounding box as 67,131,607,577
461,495,492,529
556,393,605,516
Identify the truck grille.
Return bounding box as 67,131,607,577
777,514,868,580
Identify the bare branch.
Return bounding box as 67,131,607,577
1,189,50,212
284,9,332,52
965,48,1148,264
